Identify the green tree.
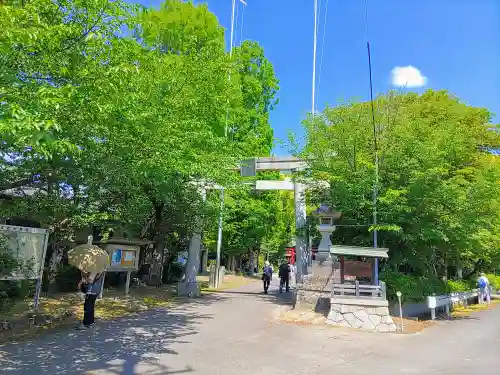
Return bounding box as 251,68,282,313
1,0,282,284
300,90,500,278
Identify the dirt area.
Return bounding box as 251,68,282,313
197,274,260,292
278,309,435,334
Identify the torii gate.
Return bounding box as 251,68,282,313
178,156,312,296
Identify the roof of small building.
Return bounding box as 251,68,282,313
329,245,389,258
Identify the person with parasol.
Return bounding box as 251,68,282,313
68,236,109,330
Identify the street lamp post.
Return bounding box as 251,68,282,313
215,188,224,288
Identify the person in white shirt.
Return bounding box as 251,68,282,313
478,273,491,304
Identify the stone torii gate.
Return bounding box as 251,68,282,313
178,156,311,296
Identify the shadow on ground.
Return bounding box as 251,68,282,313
0,287,293,375
0,295,230,375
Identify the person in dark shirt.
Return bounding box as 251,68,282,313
278,258,291,293
262,261,273,294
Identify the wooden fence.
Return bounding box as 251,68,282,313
332,281,387,300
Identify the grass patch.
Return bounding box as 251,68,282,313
451,299,500,318
0,285,174,343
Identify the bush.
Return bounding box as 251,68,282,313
485,274,500,290
381,271,476,303
447,279,476,293
54,265,81,292
0,235,35,311
162,261,184,284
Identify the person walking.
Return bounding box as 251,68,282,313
262,261,273,294
76,271,104,329
278,258,291,293
478,273,491,304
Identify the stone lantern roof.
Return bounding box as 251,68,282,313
313,204,342,219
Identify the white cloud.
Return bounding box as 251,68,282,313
390,65,428,88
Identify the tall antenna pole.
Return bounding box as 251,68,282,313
365,0,379,285
230,0,237,58
311,0,318,116
225,0,237,138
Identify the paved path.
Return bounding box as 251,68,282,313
0,279,499,375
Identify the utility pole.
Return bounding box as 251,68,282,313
311,0,318,116
365,0,379,285
215,188,224,287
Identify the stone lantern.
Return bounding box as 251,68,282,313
313,204,341,261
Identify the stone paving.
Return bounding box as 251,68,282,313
0,278,499,375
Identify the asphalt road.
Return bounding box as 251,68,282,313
0,278,499,375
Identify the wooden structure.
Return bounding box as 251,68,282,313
329,245,389,300
94,237,154,294
332,280,387,300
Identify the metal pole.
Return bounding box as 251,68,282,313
34,229,50,310
225,0,237,138
230,0,236,57
311,0,318,116
215,189,224,288
294,180,306,283
365,1,379,285
396,291,404,332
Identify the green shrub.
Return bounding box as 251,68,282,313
447,279,476,293
162,261,184,284
485,274,500,290
54,265,81,292
381,271,476,303
0,235,35,311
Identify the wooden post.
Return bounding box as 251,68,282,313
340,256,345,283
355,280,360,297
125,271,131,295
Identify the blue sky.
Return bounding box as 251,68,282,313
135,0,500,155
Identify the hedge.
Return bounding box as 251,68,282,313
381,271,477,304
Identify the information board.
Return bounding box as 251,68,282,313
105,244,140,271
0,225,48,280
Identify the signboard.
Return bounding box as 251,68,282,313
105,244,140,271
0,225,48,280
344,260,372,279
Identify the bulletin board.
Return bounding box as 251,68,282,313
105,244,141,271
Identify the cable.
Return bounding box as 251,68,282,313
316,0,329,114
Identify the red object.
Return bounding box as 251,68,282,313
285,247,296,264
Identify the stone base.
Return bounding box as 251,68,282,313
177,281,201,297
326,299,397,332
294,257,339,313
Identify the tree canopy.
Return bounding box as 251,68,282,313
300,90,500,278
0,0,286,278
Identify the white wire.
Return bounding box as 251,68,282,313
316,0,329,114
239,1,245,45
234,0,239,46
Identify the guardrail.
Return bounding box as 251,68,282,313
332,281,387,300
426,289,479,320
